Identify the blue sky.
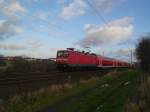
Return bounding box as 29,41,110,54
0,0,150,61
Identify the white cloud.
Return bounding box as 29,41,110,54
78,17,134,47
84,24,93,32
0,20,22,39
92,0,122,13
0,0,26,19
59,0,122,20
0,39,42,51
0,0,26,39
34,11,49,21
32,0,40,2
0,43,26,50
27,39,43,50
58,0,69,5
111,48,131,57
108,47,136,62
59,0,87,20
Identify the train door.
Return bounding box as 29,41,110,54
96,56,102,67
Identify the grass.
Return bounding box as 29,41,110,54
53,69,142,112
0,60,12,72
0,78,100,112
0,69,142,112
125,72,150,112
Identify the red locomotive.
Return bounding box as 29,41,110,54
56,48,132,70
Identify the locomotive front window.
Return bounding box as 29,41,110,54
57,51,68,58
57,51,63,57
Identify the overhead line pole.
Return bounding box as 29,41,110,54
131,49,133,64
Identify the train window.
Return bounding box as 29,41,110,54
63,52,68,57
57,51,63,57
57,51,68,58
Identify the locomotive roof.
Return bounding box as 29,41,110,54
66,49,97,56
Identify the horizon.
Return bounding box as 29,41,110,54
0,0,150,62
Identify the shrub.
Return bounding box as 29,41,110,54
136,35,150,73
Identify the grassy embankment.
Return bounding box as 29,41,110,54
52,69,142,112
0,69,142,112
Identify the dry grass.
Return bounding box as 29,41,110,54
0,77,99,112
106,70,118,76
125,74,150,112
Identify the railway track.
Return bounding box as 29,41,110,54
0,70,105,86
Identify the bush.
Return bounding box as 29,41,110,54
5,59,56,73
136,35,150,73
0,60,6,66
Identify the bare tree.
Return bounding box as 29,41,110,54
136,34,150,73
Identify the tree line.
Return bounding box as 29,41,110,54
0,58,57,74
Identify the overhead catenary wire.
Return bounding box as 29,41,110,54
85,1,134,62
85,0,109,27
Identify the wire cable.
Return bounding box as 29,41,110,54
85,0,109,27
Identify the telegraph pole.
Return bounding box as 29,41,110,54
130,49,133,64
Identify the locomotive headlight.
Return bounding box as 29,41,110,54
63,59,68,62
56,58,68,62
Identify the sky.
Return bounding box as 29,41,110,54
0,0,150,61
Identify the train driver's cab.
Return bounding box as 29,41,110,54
57,50,68,58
